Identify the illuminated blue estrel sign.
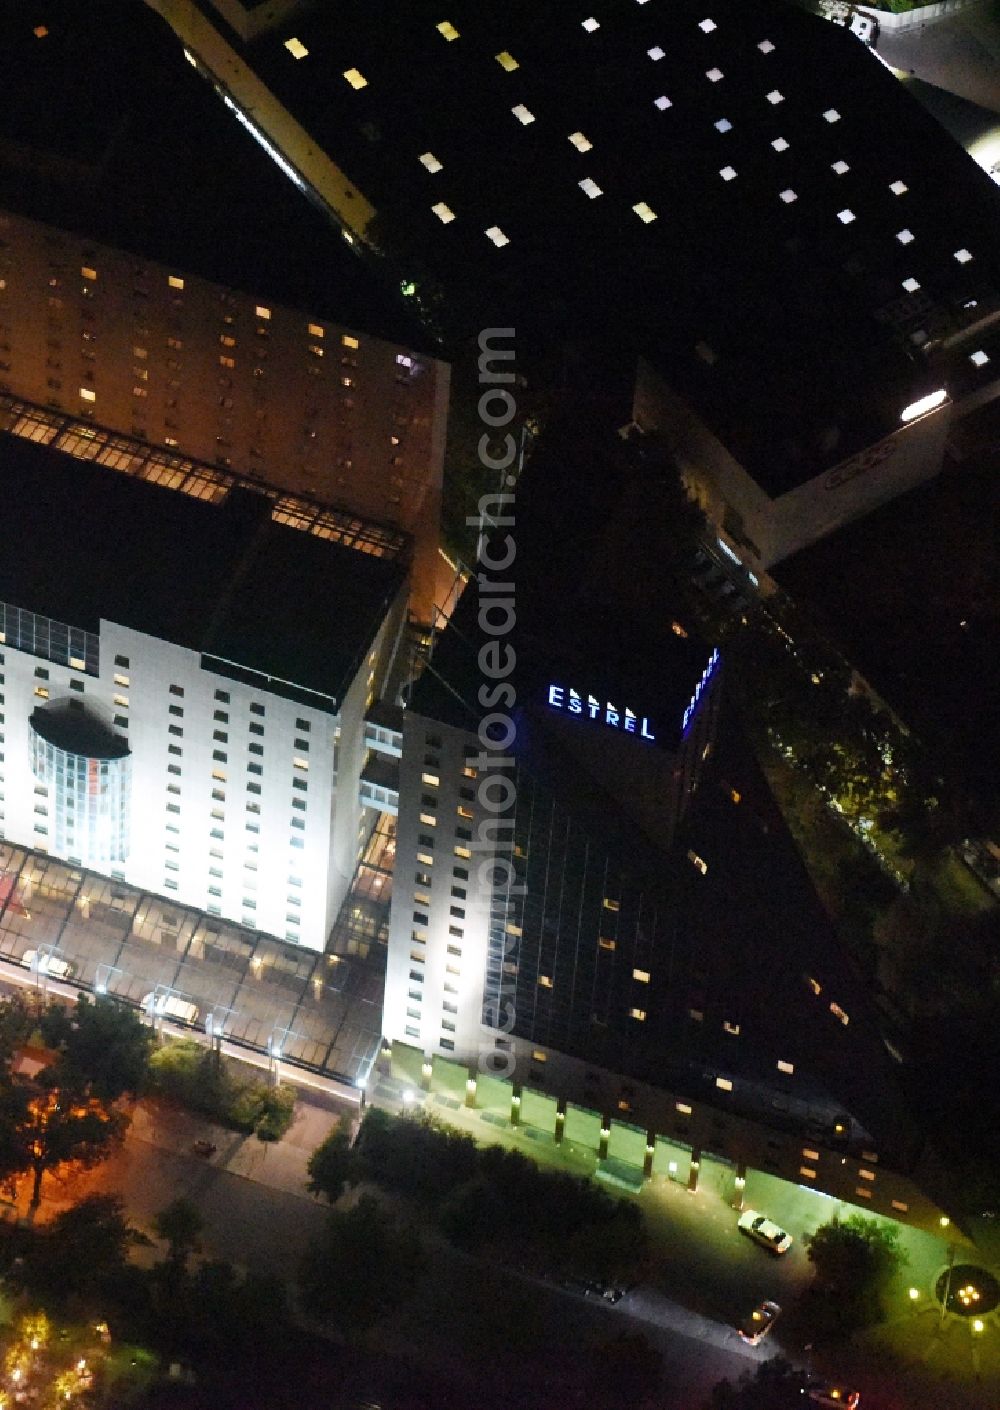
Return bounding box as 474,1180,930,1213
682,648,721,733
546,685,655,741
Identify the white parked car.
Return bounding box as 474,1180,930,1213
141,992,199,1025
21,950,73,980
738,1209,793,1255
849,11,878,45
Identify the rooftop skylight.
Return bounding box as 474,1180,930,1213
579,177,603,198
569,131,593,152
343,68,368,90
431,201,455,223
284,38,308,59
419,152,443,174
633,201,657,223
496,51,519,72
436,21,460,41
485,226,510,247
512,104,535,125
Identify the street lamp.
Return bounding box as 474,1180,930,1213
908,1287,920,1302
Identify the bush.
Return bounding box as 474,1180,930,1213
146,1039,295,1139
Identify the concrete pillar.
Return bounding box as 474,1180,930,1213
598,1117,611,1162
510,1083,522,1126
733,1161,747,1211
643,1130,656,1181
420,1058,433,1092
464,1069,478,1108
554,1097,566,1145
687,1148,702,1193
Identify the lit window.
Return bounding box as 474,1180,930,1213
676,1101,692,1115
598,937,616,951
79,387,96,402
648,46,665,61
714,118,732,133
889,179,908,195
419,152,443,174
582,17,600,32
485,226,510,247
343,68,368,89
284,37,308,59
496,51,519,72
859,1168,876,1182
806,975,822,995
633,201,657,223
779,189,797,204
633,968,650,983
896,228,914,245
891,1200,909,1213
954,247,973,263
34,687,49,700
568,131,593,153
855,1187,872,1199
823,108,841,123
69,658,86,671
723,1020,740,1036
417,851,434,866
113,694,129,708
837,208,855,224
81,266,97,281
706,67,724,82
419,814,436,828
539,975,553,989
532,1050,547,1063
168,275,184,290
715,1076,733,1091
777,1060,794,1074
700,18,717,33
654,95,672,110
829,1002,850,1026
255,305,271,320
437,21,460,41
802,1148,820,1161
766,89,784,104
800,1166,817,1179
758,38,775,53
579,178,603,198
293,757,309,771
831,160,849,174
901,277,920,293
432,202,456,223
689,1008,704,1021
687,850,708,874
307,323,324,338
971,350,990,367
720,166,737,182
454,845,471,860
629,1008,647,1021
512,104,535,125
771,137,789,152
421,772,439,787
342,334,359,349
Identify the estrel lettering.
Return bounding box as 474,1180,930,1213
547,685,655,742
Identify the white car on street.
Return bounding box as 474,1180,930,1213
738,1209,793,1254
21,950,73,980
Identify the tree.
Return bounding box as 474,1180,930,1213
39,994,154,1102
154,1197,204,1274
803,1214,906,1336
298,1194,424,1334
0,993,37,1072
708,1357,808,1409
16,1194,142,1306
0,1077,127,1212
305,1119,356,1204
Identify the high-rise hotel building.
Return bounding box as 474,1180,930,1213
0,207,449,621
0,416,408,951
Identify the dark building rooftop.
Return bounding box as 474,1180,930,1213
0,1,434,354
220,0,1000,494
0,431,407,708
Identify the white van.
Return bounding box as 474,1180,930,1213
22,950,73,980
141,992,199,1025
